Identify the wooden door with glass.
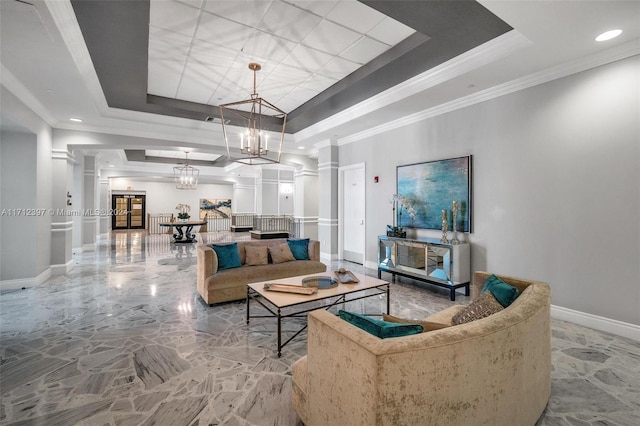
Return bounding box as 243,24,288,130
111,195,146,230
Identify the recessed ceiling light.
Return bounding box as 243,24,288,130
108,164,115,168
595,29,622,42
298,146,305,150
69,117,83,122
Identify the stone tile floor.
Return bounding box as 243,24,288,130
0,231,638,425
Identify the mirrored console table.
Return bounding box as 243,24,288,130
378,235,470,301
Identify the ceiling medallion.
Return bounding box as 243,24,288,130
219,63,287,165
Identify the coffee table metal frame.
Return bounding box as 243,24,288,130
246,274,390,357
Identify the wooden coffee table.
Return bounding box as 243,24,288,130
246,272,390,357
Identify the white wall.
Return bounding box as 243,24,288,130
232,177,256,213
339,55,640,327
0,131,37,280
72,156,84,250
0,87,53,286
109,178,233,219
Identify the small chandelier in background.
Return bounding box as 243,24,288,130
174,151,199,190
219,63,287,165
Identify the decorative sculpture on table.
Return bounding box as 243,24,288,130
451,201,460,244
440,210,449,243
387,194,417,238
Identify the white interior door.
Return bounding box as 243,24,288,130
341,165,365,264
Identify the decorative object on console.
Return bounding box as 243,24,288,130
174,151,199,190
451,200,460,244
219,63,286,165
440,209,449,243
386,224,406,238
397,155,472,231
387,194,416,238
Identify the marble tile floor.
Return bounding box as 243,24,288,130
0,231,638,426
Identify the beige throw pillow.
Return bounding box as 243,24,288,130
382,314,450,332
268,243,296,264
245,245,268,266
451,291,504,325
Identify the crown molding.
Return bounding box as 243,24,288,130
46,0,109,114
1,65,56,127
296,30,532,143
339,39,640,146
51,148,76,163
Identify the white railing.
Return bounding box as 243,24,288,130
148,213,173,234
206,217,231,232
253,215,294,233
232,213,255,229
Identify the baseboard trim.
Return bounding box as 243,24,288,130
0,268,52,290
365,260,378,272
51,259,74,276
362,261,639,341
320,252,338,262
551,305,639,341
82,243,96,251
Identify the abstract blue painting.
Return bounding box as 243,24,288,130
397,156,472,232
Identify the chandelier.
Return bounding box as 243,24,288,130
219,63,287,165
173,151,199,190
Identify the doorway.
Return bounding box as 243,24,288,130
339,163,365,264
111,194,146,230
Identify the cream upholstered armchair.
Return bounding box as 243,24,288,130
292,271,551,425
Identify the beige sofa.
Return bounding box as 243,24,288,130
196,239,326,305
292,271,551,425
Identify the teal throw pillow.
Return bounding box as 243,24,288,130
287,238,309,260
338,310,423,339
481,274,520,307
211,242,241,270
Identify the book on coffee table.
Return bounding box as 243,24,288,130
263,283,317,295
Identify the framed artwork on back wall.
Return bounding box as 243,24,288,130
199,199,232,220
396,155,472,232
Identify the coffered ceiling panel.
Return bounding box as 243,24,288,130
257,0,322,42
325,1,385,33
147,0,416,113
70,0,513,133
201,0,272,27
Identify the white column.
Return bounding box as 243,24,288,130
257,168,279,215
316,138,339,261
294,166,319,240
232,177,256,214
51,149,75,275
82,155,97,251
99,177,110,236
